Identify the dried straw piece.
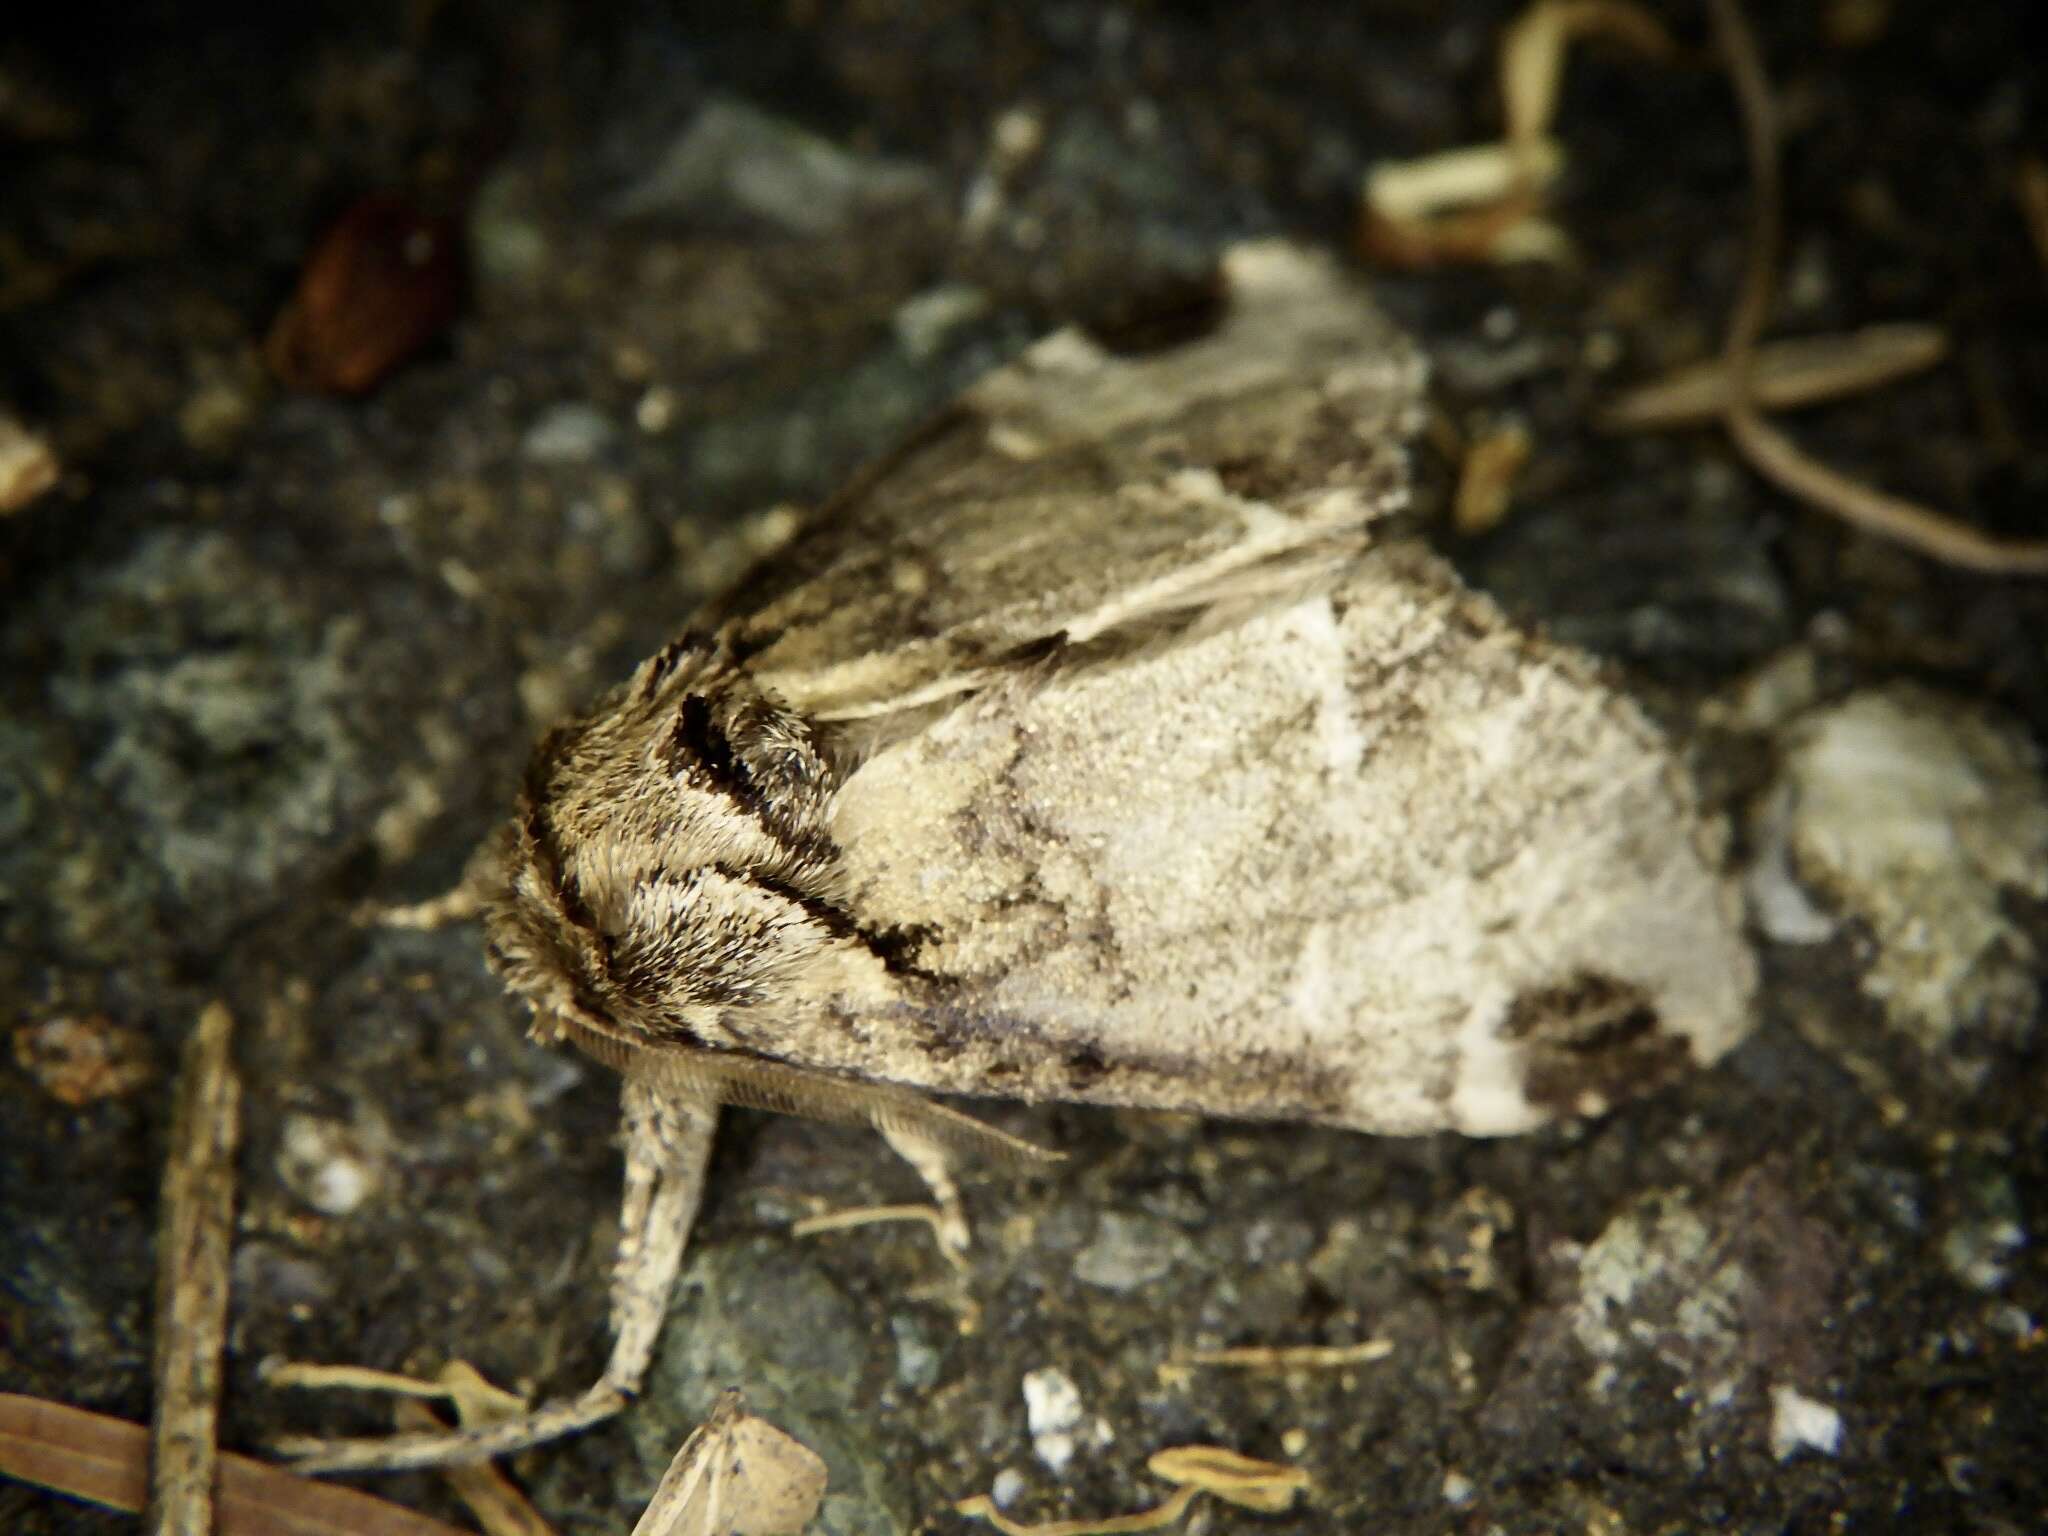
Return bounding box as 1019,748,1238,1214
0,1394,469,1536
392,1401,556,1536
956,1445,1307,1535
1176,1339,1394,1370
1597,324,1949,431
147,1001,241,1536
0,413,58,514
1500,0,1676,149
1708,0,2048,573
1453,423,1534,535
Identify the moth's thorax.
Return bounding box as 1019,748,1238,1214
482,640,858,1053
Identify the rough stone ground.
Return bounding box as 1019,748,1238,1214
2,3,2044,1533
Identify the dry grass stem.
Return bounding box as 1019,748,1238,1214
147,1001,242,1536
1709,0,2048,573
1143,1447,1311,1513
262,1361,530,1424
1363,0,1674,269
1501,0,1676,148
956,1446,1306,1535
392,1402,556,1536
955,1484,1202,1536
790,1202,951,1239
1176,1339,1395,1370
1598,323,1949,430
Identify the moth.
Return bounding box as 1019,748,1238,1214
283,241,1756,1473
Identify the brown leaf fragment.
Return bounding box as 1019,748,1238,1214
264,193,463,395
631,1390,828,1536
0,1395,472,1536
12,1014,153,1105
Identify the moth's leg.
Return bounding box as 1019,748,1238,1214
875,1119,971,1257
277,1081,717,1474
366,880,485,930
362,831,510,930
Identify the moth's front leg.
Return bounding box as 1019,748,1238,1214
276,1080,718,1473
876,1118,972,1258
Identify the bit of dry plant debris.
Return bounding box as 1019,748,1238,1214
955,1446,1308,1536
394,1399,556,1536
0,1396,470,1536
11,1013,153,1105
0,411,58,513
0,1009,464,1536
147,1001,241,1536
1704,0,2048,574
1452,421,1535,536
1595,325,1949,432
1372,0,2046,573
1360,0,1673,267
1174,1339,1395,1370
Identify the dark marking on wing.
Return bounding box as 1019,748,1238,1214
1505,969,1693,1117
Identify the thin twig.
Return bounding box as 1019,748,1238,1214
955,1484,1202,1536
789,1202,952,1239
262,1360,529,1423
956,1446,1307,1536
1176,1339,1394,1370
1708,0,2048,573
1596,324,1949,431
147,1001,242,1536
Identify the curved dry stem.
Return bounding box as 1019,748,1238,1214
1708,0,2048,575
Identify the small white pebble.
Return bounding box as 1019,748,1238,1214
990,1468,1028,1510
1442,1470,1475,1506
522,402,616,464
1022,1367,1100,1473
635,385,678,434
1769,1384,1844,1461
277,1115,378,1217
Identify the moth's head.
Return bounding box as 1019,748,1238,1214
483,638,848,1050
